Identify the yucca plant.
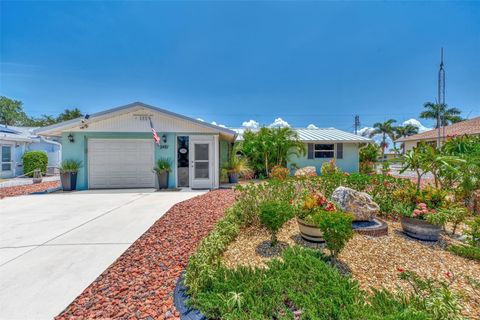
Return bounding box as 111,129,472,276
59,159,82,173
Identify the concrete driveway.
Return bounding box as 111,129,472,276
0,189,205,320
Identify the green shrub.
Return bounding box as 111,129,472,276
22,151,48,177
59,159,82,173
311,211,354,260
439,206,470,235
448,245,480,261
360,143,379,162
259,201,294,245
192,247,367,320
154,157,172,173
184,204,243,297
465,216,480,247
269,165,289,180
321,159,341,175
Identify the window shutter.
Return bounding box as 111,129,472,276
336,143,343,159
308,143,314,159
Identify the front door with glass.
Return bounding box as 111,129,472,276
190,139,213,189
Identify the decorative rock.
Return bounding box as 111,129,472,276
332,186,380,221
294,166,317,177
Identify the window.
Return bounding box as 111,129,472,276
314,144,334,158
1,145,12,171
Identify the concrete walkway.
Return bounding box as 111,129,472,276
0,189,205,320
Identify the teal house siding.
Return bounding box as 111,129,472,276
62,132,177,190
288,143,359,174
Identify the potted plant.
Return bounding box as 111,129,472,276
154,158,172,189
222,147,252,183
59,159,82,191
295,192,337,242
398,202,443,241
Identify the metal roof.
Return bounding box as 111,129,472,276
233,128,372,143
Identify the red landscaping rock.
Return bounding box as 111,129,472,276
55,189,236,320
0,181,60,198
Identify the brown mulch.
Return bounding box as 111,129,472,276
223,219,480,320
55,189,236,320
0,181,60,198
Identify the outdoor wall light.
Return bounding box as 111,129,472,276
162,134,167,143
68,133,74,143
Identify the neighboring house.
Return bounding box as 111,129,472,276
235,128,372,174
397,116,480,152
36,102,236,190
0,125,62,178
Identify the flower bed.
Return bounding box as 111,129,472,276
184,175,480,320
55,189,235,320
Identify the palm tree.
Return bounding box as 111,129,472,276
420,102,462,128
369,119,397,159
394,124,419,154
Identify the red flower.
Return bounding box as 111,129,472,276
397,267,405,273
445,271,451,278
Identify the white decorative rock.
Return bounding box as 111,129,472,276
332,186,380,221
294,166,317,177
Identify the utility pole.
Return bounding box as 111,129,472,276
437,48,445,147
354,115,360,135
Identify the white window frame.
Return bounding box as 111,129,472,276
1,145,13,172
314,143,335,159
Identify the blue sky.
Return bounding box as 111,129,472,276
1,1,479,131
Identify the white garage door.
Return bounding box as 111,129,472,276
88,139,155,189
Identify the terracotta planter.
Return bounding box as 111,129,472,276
401,216,441,241
297,218,324,242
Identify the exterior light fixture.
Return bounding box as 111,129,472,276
68,133,74,143
162,134,167,144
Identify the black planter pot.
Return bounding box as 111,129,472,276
60,172,78,191
228,172,239,183
156,171,169,189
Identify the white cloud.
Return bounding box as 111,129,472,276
241,119,260,129
307,124,318,129
402,118,431,133
358,126,376,137
211,121,227,128
269,117,290,128
196,118,204,122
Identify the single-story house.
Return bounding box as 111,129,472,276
234,127,372,174
397,116,480,152
36,102,236,190
0,125,62,178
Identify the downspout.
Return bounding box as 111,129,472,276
40,136,62,169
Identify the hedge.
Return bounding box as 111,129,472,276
22,151,48,177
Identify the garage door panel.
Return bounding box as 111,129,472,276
88,139,155,189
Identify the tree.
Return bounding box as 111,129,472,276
57,108,83,122
239,127,305,177
420,102,463,128
394,124,419,154
400,147,427,191
369,119,396,159
0,96,27,126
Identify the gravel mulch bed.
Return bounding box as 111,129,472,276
0,181,60,198
55,189,235,320
223,219,480,319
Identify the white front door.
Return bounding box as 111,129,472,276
190,139,213,189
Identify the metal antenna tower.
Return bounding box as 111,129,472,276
354,115,360,135
437,48,445,147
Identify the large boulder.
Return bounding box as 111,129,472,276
332,186,379,221
294,166,317,177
